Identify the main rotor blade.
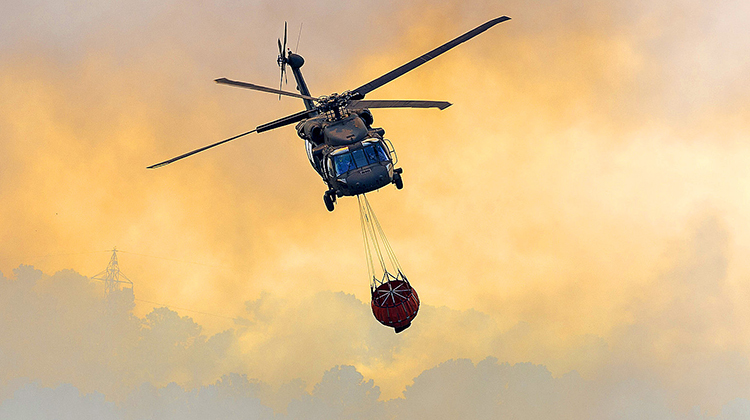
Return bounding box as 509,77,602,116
351,16,510,97
147,129,257,169
215,78,317,101
347,99,452,110
256,108,317,133
148,108,319,169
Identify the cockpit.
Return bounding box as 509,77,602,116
332,142,390,176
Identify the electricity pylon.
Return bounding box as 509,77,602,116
92,247,133,297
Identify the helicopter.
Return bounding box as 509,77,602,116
148,16,511,211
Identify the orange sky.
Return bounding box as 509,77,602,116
2,0,750,416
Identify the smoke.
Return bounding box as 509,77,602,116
604,215,750,411
0,383,121,420
3,215,750,417
0,266,236,401
3,362,750,420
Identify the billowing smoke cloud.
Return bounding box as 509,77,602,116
3,212,750,419
0,266,236,401
0,384,121,420
3,361,750,419
603,215,750,411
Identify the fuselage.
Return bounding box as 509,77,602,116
286,51,400,202
298,113,395,196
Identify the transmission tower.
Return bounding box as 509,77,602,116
92,247,133,297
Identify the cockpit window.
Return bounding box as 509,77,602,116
352,149,368,168
333,153,354,176
363,145,379,164
332,143,391,176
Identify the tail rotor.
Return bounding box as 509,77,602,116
276,21,288,99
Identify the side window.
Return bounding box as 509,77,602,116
352,149,368,168
375,143,390,162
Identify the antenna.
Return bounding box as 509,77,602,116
92,247,134,298
295,22,303,52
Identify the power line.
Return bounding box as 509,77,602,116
1,248,246,323
134,298,240,321
0,250,110,261
116,250,237,270
0,249,239,271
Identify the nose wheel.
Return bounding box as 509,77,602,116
393,168,403,190
324,190,336,212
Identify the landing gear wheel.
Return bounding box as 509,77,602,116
324,192,335,212
393,172,403,190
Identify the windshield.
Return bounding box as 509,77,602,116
332,143,391,176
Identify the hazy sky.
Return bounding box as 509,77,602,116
2,0,750,418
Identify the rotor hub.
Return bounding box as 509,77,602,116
314,91,358,115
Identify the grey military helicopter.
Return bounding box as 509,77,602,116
149,16,510,211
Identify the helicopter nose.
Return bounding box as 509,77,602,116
346,165,390,194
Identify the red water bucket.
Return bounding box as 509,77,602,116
371,279,420,333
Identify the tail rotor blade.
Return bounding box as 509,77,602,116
278,22,289,100
283,21,288,53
